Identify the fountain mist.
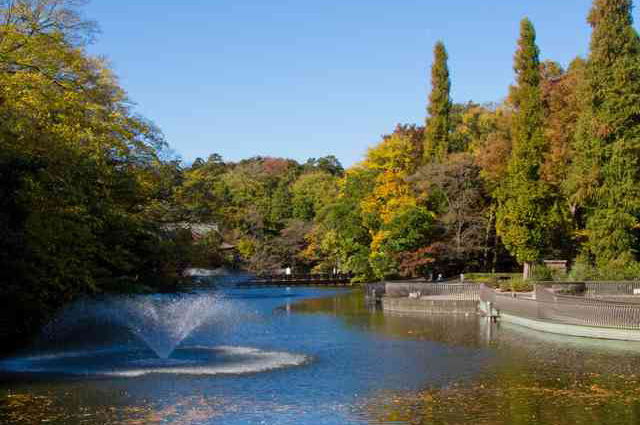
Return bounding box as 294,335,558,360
42,293,234,358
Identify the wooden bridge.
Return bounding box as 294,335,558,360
236,273,352,287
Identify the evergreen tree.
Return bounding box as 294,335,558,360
424,41,451,162
496,19,559,268
568,0,640,267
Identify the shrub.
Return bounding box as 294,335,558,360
499,277,533,292
568,256,640,281
463,273,520,287
530,263,553,281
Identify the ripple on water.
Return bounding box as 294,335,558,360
0,346,309,377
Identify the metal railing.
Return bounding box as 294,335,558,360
541,287,640,328
385,282,481,300
422,283,481,300
536,281,640,298
239,273,352,286
586,281,640,297
480,284,640,329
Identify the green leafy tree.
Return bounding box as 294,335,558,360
0,0,191,346
424,41,452,162
567,0,640,268
496,19,560,268
372,205,435,278
291,171,339,221
174,154,227,222
303,155,344,176
322,167,376,281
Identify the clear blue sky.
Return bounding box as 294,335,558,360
83,1,640,167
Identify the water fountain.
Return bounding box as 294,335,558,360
0,292,308,377
118,294,222,358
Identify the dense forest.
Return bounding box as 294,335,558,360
2,0,640,345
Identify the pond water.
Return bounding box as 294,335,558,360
2,287,640,425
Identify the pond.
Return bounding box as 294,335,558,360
2,287,640,425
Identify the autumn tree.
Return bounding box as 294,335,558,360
411,153,488,271
540,58,585,189
424,41,452,162
471,104,514,191
567,0,640,268
361,127,429,278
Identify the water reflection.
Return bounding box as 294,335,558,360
498,321,640,354
295,291,640,425
292,290,487,348
360,358,640,425
4,289,640,425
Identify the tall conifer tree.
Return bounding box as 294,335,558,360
568,0,640,267
424,41,451,162
496,18,557,270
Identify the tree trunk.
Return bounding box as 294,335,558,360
484,208,495,271
523,261,532,280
